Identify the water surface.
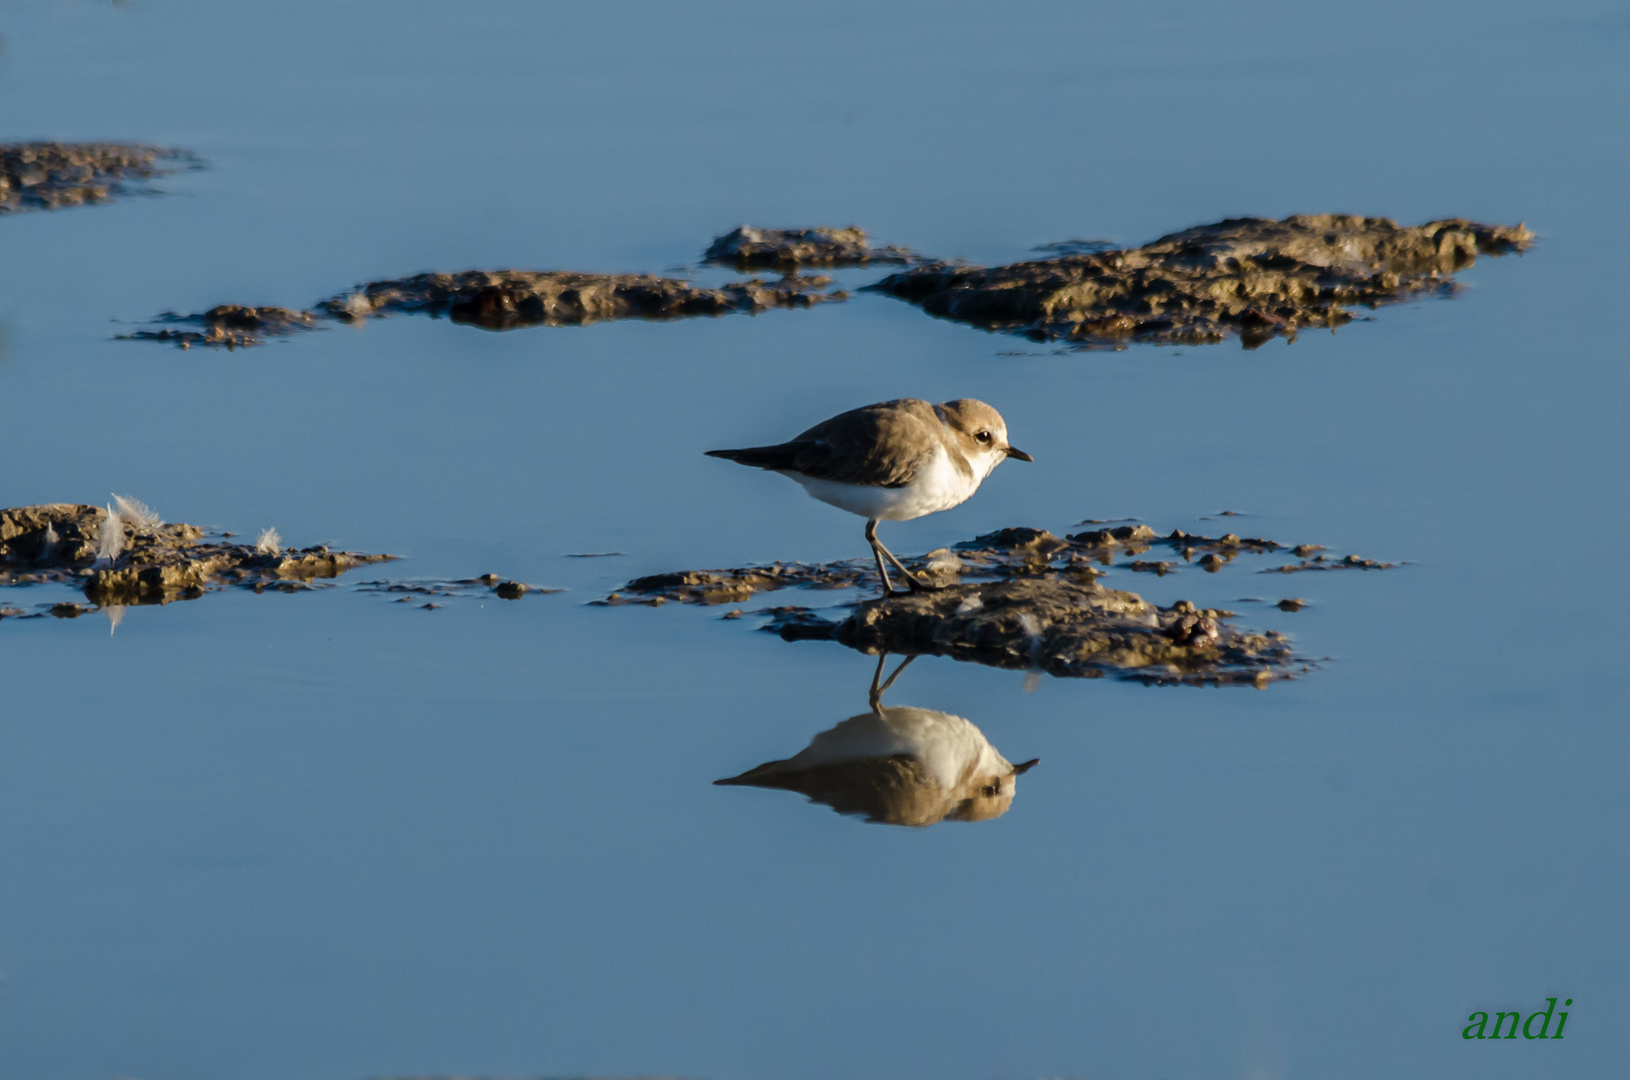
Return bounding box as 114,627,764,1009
1,2,1626,1078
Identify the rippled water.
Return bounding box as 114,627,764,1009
2,2,1627,1078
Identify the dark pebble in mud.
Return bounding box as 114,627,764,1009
868,214,1532,349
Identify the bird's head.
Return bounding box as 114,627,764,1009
938,399,1033,475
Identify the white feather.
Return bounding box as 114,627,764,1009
111,494,162,530
255,527,282,555
96,507,125,562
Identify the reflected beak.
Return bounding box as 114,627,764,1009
1010,757,1041,775
1005,446,1034,462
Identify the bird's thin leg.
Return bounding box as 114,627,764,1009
871,528,944,594
868,653,888,709
865,519,901,597
868,653,916,711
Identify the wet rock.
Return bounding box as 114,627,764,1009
0,142,199,215
603,521,1333,684
126,268,846,348
868,214,1533,349
704,225,916,268
117,306,318,350
1277,598,1306,611
318,269,842,328
1,503,392,607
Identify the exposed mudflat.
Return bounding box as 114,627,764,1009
0,503,391,609
319,269,842,329
869,214,1533,348
0,503,567,620
121,214,1534,351
117,306,319,349
1,142,198,215
704,225,916,268
598,522,1381,685
124,268,844,347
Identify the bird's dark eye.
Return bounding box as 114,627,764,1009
975,431,992,444
982,784,999,797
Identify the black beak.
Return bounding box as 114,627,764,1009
1010,757,1040,775
1005,446,1034,462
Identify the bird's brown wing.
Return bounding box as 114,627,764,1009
706,398,938,488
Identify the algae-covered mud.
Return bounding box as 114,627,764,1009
870,214,1533,348
124,267,844,347
124,213,1531,351
0,503,558,617
317,269,842,329
715,657,1039,826
0,502,391,610
117,306,319,350
598,523,1375,685
703,225,916,268
0,142,199,215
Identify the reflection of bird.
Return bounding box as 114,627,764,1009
715,656,1038,827
706,398,1031,596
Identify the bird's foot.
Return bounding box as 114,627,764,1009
904,574,948,594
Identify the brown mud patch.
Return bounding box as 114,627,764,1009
2,142,200,215
318,269,842,329
704,225,916,269
0,503,392,609
0,503,563,622
869,214,1532,349
124,269,844,347
117,305,319,350
598,523,1392,685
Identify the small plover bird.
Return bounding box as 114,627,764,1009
706,397,1031,595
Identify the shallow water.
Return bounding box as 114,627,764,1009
2,2,1627,1078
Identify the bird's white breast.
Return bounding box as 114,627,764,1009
785,445,983,522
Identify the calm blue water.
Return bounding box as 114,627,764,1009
1,2,1626,1078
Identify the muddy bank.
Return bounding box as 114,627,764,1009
704,225,915,268
597,522,1378,685
0,503,568,620
318,269,842,329
0,502,391,609
1,142,198,215
869,215,1532,348
117,306,319,350
124,268,845,347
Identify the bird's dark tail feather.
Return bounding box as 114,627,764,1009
705,444,806,470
